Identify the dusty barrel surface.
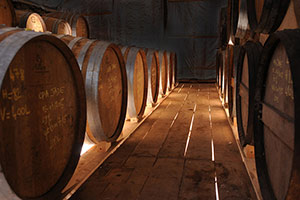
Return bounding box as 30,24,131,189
145,49,159,104
247,0,290,33
158,51,168,95
122,47,148,119
15,10,46,32
0,0,16,27
0,28,86,199
236,41,262,146
46,12,89,37
58,35,128,142
42,16,72,35
254,29,300,200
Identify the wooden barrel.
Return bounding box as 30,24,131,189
57,35,128,142
158,51,168,95
122,47,148,119
0,0,16,27
166,52,171,92
276,0,300,31
295,0,300,27
221,49,227,101
170,52,177,89
247,0,290,33
46,12,89,37
145,49,159,105
229,46,241,120
42,16,72,35
254,29,300,200
0,27,86,199
230,0,240,40
226,0,233,42
219,7,229,49
216,50,223,96
235,0,250,40
236,41,262,146
226,45,234,118
15,10,46,32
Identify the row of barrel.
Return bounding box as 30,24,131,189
0,24,177,200
0,0,89,37
219,0,300,49
217,1,300,199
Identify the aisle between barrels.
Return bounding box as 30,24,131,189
70,83,257,200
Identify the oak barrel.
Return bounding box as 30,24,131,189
235,0,250,40
166,52,171,92
15,10,46,32
42,16,72,35
219,7,229,49
247,0,290,33
236,41,262,146
230,45,241,120
158,51,168,95
221,49,227,101
226,0,233,42
0,27,86,199
122,47,148,119
226,45,234,118
294,0,300,27
58,35,128,142
145,49,159,105
230,0,240,39
46,12,89,37
254,29,300,200
0,0,16,27
170,52,177,89
216,50,223,96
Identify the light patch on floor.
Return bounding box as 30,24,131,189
184,103,197,157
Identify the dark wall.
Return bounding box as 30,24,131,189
13,0,227,80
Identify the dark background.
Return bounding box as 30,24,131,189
13,0,227,80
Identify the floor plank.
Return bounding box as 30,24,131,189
70,84,257,200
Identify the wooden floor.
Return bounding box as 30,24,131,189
71,84,257,200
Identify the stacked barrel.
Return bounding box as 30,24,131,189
217,1,300,199
0,0,178,198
